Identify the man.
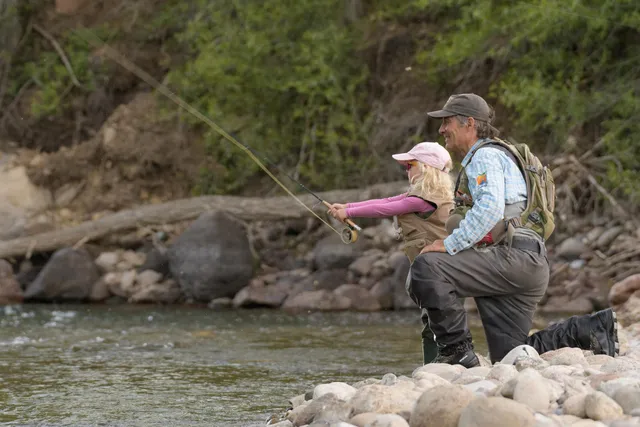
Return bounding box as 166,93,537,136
409,93,618,366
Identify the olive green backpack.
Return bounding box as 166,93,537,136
453,137,557,241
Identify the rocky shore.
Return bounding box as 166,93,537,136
266,337,640,427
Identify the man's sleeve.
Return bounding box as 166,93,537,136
444,149,506,255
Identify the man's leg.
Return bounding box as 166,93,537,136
409,245,548,365
421,308,439,364
525,308,619,356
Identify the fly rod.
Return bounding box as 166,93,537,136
73,29,361,243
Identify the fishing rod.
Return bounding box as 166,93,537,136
227,131,363,242
71,29,361,244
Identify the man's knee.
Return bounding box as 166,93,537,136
408,254,448,307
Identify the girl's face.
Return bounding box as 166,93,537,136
405,160,421,181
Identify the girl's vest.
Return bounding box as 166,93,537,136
395,191,453,263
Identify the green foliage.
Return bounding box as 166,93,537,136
11,26,114,118
386,0,640,204
167,0,372,194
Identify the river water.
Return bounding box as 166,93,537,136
0,304,489,427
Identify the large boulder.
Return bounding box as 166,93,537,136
24,248,100,301
167,211,255,302
312,233,366,271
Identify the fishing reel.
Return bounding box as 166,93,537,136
340,225,359,244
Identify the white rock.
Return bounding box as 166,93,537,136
599,378,640,398
487,364,518,383
585,391,625,421
601,357,640,374
463,380,499,395
366,414,409,427
95,252,120,272
533,413,563,427
500,345,540,365
513,368,550,412
458,396,535,427
313,382,357,401
348,384,421,416
613,385,640,414
412,363,464,382
563,392,588,418
410,384,475,427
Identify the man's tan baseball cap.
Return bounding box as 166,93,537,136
427,93,493,122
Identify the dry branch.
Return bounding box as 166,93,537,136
0,181,407,259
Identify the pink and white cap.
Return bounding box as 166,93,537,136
392,142,452,173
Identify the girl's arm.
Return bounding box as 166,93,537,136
346,193,407,208
346,196,436,218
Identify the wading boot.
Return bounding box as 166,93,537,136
526,308,619,356
589,308,619,357
432,339,480,368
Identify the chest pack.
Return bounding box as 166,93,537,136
452,138,556,241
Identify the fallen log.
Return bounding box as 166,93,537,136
0,181,407,259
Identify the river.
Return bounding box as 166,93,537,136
0,304,489,426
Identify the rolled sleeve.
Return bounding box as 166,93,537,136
443,149,506,255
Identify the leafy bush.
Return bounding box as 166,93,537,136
167,0,373,194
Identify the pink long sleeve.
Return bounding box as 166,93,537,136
346,196,436,218
346,193,408,208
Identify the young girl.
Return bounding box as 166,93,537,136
328,141,454,365
328,142,454,263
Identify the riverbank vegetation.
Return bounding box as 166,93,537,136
1,0,638,207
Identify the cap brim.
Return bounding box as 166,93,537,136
391,153,415,162
427,109,455,118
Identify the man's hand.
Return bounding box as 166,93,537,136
420,239,447,254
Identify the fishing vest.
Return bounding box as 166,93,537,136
395,190,453,263
447,137,555,245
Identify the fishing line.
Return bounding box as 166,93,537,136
72,28,362,242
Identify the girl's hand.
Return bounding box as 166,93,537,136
330,203,347,210
330,208,348,222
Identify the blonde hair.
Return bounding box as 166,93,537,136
409,161,454,203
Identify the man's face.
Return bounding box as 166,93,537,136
439,116,475,160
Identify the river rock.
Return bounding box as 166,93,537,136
334,284,381,312
487,363,518,383
543,347,588,366
601,357,640,374
312,234,364,270
232,283,289,308
609,275,640,306
412,363,465,382
95,252,120,273
167,211,254,302
585,391,625,421
363,414,408,427
288,393,348,426
563,392,588,417
349,412,378,426
348,384,421,416
513,368,550,412
500,345,541,365
410,384,475,427
458,396,535,427
314,382,357,401
613,385,640,414
463,380,499,395
555,237,588,260
24,247,100,301
369,278,394,310
282,290,351,312
128,278,181,304
0,259,23,304
596,226,624,249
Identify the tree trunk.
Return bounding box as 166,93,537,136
0,181,407,259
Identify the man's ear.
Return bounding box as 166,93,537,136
467,117,475,128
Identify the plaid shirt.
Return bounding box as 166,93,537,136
443,139,527,255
